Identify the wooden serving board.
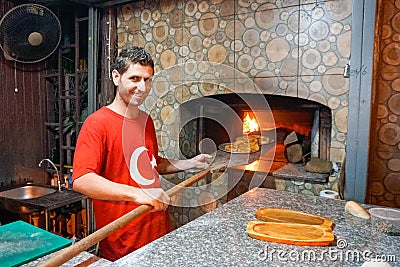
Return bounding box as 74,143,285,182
246,221,334,246
255,208,334,230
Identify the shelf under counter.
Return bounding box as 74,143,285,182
23,188,94,236
0,187,94,238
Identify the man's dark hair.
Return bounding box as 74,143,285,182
112,46,154,75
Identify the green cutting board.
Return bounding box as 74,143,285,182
0,220,71,267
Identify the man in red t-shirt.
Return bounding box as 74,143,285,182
72,47,211,261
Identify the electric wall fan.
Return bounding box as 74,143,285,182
0,3,61,63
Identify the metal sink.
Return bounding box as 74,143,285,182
0,185,57,200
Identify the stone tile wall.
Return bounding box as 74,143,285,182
116,0,352,226
367,0,400,208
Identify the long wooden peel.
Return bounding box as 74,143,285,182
38,168,211,267
38,149,264,266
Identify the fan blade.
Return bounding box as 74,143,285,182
0,4,62,63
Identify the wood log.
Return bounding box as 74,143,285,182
285,144,303,163
284,131,311,163
284,131,298,145
305,157,332,173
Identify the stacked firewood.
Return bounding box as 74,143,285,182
284,131,332,174
283,131,311,164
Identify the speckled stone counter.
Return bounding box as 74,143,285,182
22,251,110,266
112,188,399,267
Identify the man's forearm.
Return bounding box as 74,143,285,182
157,154,212,174
73,172,138,201
157,158,191,174
73,172,170,211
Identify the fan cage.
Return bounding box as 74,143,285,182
0,3,62,63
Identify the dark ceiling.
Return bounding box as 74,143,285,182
69,0,135,7
9,0,135,8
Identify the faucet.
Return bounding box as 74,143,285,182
39,158,62,192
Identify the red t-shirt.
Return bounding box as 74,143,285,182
73,107,171,261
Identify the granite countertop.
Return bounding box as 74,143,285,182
22,250,110,267
112,188,400,267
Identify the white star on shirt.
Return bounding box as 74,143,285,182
150,155,157,169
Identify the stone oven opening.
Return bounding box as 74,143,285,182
175,92,339,213
179,93,332,165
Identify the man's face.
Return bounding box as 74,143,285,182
112,63,153,107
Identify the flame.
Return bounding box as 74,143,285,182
245,160,260,171
243,112,259,134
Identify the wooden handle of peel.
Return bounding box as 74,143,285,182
38,168,211,267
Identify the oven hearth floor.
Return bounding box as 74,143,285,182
220,143,336,183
